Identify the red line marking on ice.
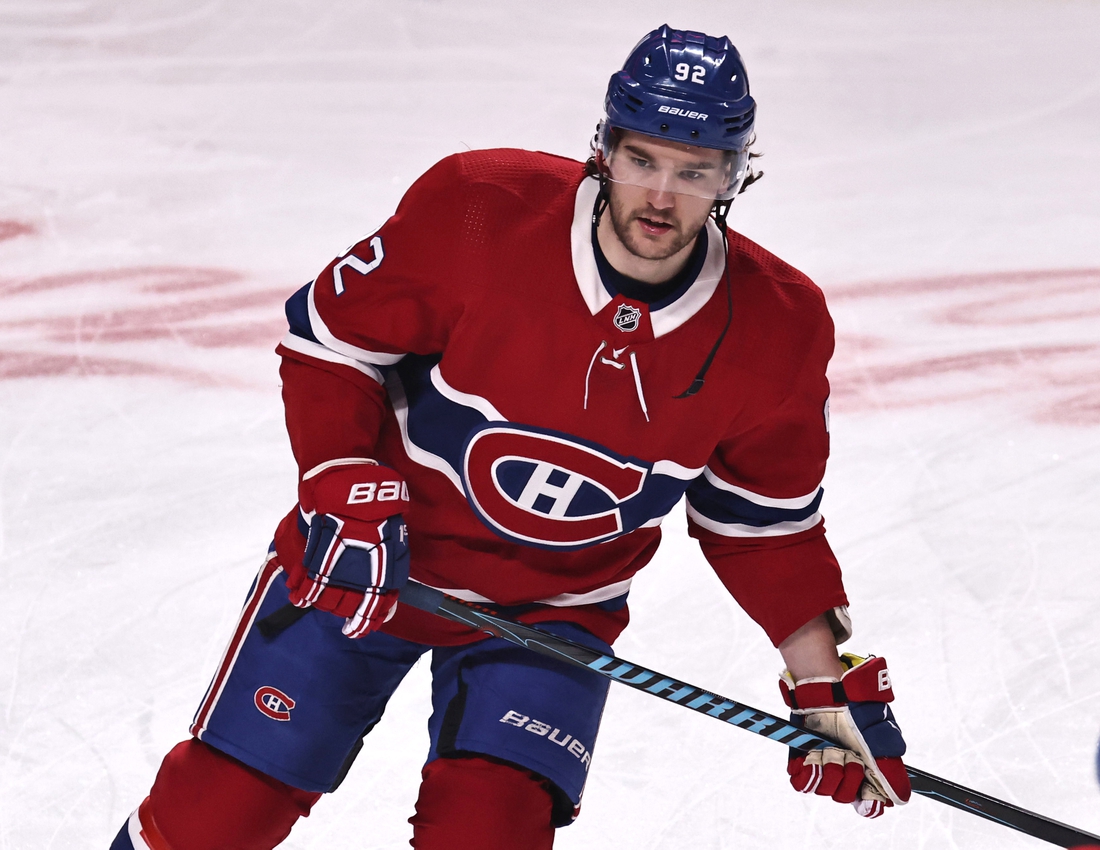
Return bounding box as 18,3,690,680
0,266,246,298
0,220,36,243
828,268,1100,426
839,344,1095,385
0,264,288,385
3,292,287,345
3,263,1098,426
0,351,253,386
828,268,1100,300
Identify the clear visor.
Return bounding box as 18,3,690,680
603,140,750,202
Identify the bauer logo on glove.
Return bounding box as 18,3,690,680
779,653,911,818
284,457,411,638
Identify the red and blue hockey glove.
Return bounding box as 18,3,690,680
780,653,911,818
285,458,410,638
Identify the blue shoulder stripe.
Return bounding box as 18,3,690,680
285,282,320,344
280,281,394,384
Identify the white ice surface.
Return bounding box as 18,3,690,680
2,1,1099,848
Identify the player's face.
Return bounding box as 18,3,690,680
603,132,726,261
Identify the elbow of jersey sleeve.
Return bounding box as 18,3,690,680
279,354,387,475
698,526,849,648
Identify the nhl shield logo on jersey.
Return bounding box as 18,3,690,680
254,686,296,721
613,303,642,332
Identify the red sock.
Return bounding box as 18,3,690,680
410,757,556,850
144,739,321,850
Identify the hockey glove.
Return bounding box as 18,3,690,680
285,458,410,638
780,653,911,818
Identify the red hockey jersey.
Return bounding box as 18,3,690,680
276,148,849,648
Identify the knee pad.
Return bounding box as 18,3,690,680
411,756,555,850
140,738,321,850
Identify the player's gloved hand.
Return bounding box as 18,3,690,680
779,653,911,818
285,458,410,638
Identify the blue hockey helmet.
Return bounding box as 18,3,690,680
597,25,757,200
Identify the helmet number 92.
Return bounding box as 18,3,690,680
674,63,706,85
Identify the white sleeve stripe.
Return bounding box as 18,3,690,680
687,504,823,538
701,467,822,509
280,332,385,384
651,459,706,480
429,363,507,421
306,279,406,366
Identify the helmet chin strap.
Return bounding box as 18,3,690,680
711,198,733,230
592,173,611,229
675,223,732,399
676,158,766,399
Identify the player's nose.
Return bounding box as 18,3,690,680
645,188,676,210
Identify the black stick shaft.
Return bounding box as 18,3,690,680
398,582,1100,848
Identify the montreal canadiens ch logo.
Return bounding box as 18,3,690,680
254,686,295,721
613,303,642,332
462,424,650,549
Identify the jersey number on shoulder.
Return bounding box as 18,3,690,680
332,235,384,295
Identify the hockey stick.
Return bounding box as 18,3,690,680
397,581,1100,848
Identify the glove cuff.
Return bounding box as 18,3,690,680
298,457,408,520
779,655,894,710
838,655,894,703
779,675,844,711
301,457,380,481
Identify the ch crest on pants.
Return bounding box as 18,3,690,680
255,686,296,721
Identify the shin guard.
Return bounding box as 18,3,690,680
410,756,555,850
137,738,320,850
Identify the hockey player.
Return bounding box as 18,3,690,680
110,25,910,850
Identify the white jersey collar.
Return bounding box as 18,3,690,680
570,177,726,339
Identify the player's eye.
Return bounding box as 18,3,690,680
630,157,653,169
680,170,704,181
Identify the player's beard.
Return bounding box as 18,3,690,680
606,188,711,262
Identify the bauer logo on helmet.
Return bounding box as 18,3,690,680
657,105,709,121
